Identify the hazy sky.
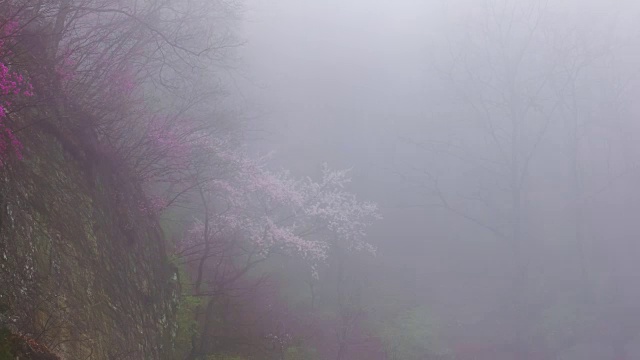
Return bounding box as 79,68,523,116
239,0,438,147
232,1,640,357
235,0,640,260
236,0,639,170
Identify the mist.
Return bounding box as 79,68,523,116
237,0,640,358
3,0,640,359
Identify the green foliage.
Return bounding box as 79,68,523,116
378,306,442,360
170,257,202,358
0,328,12,360
173,294,200,356
206,355,246,360
284,345,319,360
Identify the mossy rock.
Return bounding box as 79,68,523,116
0,328,60,360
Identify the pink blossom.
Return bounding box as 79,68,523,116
138,196,168,216
0,20,32,165
181,149,381,271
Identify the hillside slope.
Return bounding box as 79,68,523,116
0,119,179,359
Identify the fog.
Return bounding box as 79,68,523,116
11,0,640,358
236,0,640,358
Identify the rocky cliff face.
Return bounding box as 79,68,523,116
0,119,179,359
0,328,60,359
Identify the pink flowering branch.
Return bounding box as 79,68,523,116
0,18,32,165
180,147,381,277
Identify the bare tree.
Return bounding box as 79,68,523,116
397,1,605,358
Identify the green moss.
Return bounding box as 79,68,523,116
0,328,12,360
166,257,201,359
33,241,50,276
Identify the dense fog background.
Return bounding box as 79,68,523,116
4,0,640,357
233,0,640,358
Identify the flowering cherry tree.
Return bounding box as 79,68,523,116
177,141,381,359
181,150,381,292
165,124,381,288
